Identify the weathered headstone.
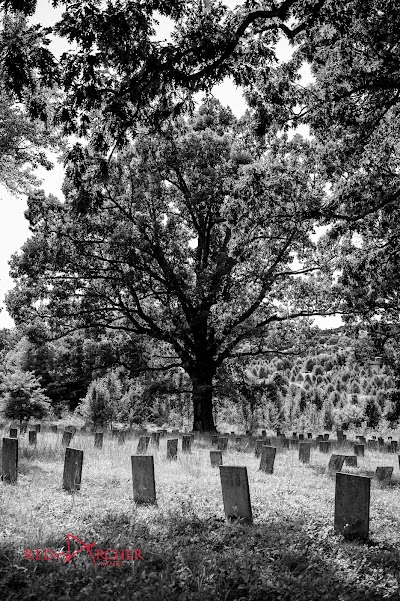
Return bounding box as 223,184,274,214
94,431,103,449
343,434,347,441
336,429,344,442
112,428,119,439
298,433,304,441
334,473,370,540
151,432,160,448
282,438,290,449
182,435,192,453
28,430,37,446
254,438,265,457
167,438,178,460
292,432,297,438
34,424,41,432
354,444,365,457
359,436,366,444
367,440,378,451
307,432,313,439
20,423,27,434
62,448,83,492
117,431,126,445
131,456,156,503
261,430,266,436
290,438,299,448
375,466,393,486
211,434,219,447
219,466,252,524
390,440,398,453
317,434,324,441
9,428,17,438
210,450,223,467
136,436,150,454
328,454,345,473
259,446,276,474
319,441,331,453
344,455,357,467
51,425,58,433
299,442,311,464
62,430,73,446
323,433,330,441
2,437,18,483
276,428,281,437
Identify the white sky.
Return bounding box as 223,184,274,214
0,0,342,330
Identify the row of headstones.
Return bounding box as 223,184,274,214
1,438,372,541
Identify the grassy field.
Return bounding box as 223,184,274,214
1,427,400,600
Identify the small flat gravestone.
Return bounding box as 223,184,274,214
62,448,83,492
219,466,252,524
182,435,192,453
136,436,150,454
131,455,156,503
334,473,370,540
210,450,223,467
319,441,331,453
9,428,17,438
259,446,276,474
328,454,345,473
28,431,37,446
94,432,103,449
375,466,393,486
344,455,357,467
2,437,18,483
167,439,178,460
299,442,311,464
354,444,364,457
62,430,73,446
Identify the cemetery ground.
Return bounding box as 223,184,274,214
1,430,400,600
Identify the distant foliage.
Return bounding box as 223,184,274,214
0,370,50,423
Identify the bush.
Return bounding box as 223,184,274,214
77,378,114,428
0,370,50,424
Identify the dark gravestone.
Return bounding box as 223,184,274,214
62,448,83,492
182,435,192,453
117,431,126,445
328,454,345,473
34,424,41,432
344,456,357,467
276,428,281,437
20,423,27,434
390,440,398,453
261,430,266,436
151,432,160,448
254,438,266,457
131,456,156,504
354,444,365,457
290,438,299,449
319,441,331,453
299,442,311,464
167,439,178,460
337,430,344,442
323,433,330,440
343,434,347,442
298,433,304,441
307,432,313,439
219,466,252,524
62,430,73,446
375,466,393,486
94,432,103,449
136,436,150,454
334,473,370,540
317,434,323,442
367,440,378,451
282,438,290,449
211,435,219,447
218,436,228,452
372,436,376,440
359,436,366,445
51,425,58,433
292,432,297,438
28,430,37,446
259,446,276,474
112,429,119,439
9,428,17,438
210,450,223,467
2,437,18,483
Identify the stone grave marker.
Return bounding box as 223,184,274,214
344,456,357,467
290,438,299,449
299,442,311,464
276,428,281,437
375,466,393,486
218,436,228,452
298,433,304,441
28,430,37,446
151,432,160,448
62,430,73,446
34,424,41,432
219,466,252,524
334,473,370,540
182,435,192,453
261,430,266,436
94,432,103,449
254,438,266,457
20,423,27,434
292,432,297,438
131,456,156,504
118,431,126,445
211,434,219,446
136,436,150,454
359,436,366,444
328,454,345,473
337,430,344,442
354,444,365,457
367,440,378,451
2,437,18,483
9,428,17,438
307,433,313,439
390,440,398,453
319,441,331,453
343,434,347,441
112,428,119,439
167,438,178,460
323,433,330,441
259,446,276,474
317,434,324,442
282,438,290,449
51,425,58,433
210,450,223,467
62,448,83,492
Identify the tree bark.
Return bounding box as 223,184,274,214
190,368,217,432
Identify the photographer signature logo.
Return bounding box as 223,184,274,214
25,533,144,567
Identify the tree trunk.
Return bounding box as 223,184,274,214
190,368,217,432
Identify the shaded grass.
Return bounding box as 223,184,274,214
1,428,400,600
